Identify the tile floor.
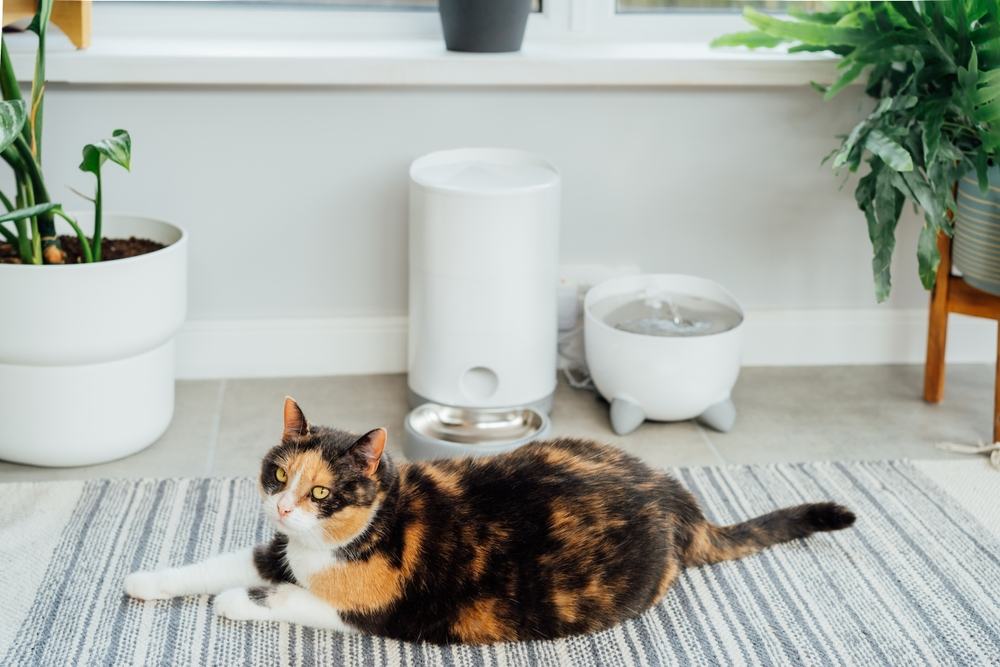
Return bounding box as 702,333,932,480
0,364,993,482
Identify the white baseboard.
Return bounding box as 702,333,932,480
176,316,408,380
741,309,995,366
175,309,996,380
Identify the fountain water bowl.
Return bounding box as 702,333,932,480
584,274,745,435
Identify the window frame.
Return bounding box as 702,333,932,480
89,0,759,45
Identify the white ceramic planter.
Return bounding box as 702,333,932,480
0,214,187,466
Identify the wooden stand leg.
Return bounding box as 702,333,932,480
924,233,952,403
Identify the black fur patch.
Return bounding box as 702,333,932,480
247,586,274,607
804,502,857,532
253,535,296,584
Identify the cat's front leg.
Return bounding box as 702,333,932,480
213,584,359,633
125,537,293,600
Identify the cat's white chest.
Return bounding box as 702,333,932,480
284,539,339,584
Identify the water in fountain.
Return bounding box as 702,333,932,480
597,288,742,338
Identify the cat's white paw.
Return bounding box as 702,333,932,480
124,571,172,600
214,588,269,622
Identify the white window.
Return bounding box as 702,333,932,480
86,0,803,44
617,0,827,10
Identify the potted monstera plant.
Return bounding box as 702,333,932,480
0,1,187,467
714,1,1000,300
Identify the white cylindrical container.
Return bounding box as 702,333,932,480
0,214,187,467
408,148,560,414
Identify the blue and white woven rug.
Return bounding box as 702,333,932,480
2,460,998,666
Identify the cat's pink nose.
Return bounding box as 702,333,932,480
278,506,293,518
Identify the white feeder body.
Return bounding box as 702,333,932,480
408,148,560,410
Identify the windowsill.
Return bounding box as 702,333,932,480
5,34,841,87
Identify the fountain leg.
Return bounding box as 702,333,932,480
697,398,736,433
610,398,645,435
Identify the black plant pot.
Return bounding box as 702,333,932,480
438,0,531,53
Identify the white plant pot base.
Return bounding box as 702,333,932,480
0,214,187,467
0,342,175,467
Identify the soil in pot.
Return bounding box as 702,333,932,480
0,235,165,264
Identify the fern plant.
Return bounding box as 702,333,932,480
0,0,130,265
714,1,1000,301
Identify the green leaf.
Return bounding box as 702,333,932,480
824,60,866,100
0,100,26,154
788,7,847,25
0,201,60,225
26,0,53,160
742,7,868,47
976,146,990,194
865,130,914,172
710,31,786,49
922,110,944,164
26,0,54,37
810,80,829,95
875,163,900,234
868,174,899,303
0,41,24,105
938,140,965,162
835,10,865,29
79,130,131,174
67,186,96,204
964,46,980,91
975,96,1000,123
917,219,941,290
896,170,943,223
855,169,878,211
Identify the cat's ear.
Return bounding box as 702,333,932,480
349,428,387,477
282,397,309,440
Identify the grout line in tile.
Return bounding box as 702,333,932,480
203,379,227,476
694,421,727,466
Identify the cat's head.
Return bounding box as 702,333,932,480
258,397,393,547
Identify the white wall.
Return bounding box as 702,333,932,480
32,83,995,376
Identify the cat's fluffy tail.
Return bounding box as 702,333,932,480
683,502,855,567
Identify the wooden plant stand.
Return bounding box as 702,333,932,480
924,231,1000,442
3,0,91,50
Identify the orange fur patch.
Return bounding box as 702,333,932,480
685,522,758,566
451,598,515,644
552,589,579,624
541,448,612,476
324,503,377,544
277,449,336,507
420,464,463,496
310,482,427,613
654,558,680,602
309,555,403,613
583,575,615,614
401,513,427,578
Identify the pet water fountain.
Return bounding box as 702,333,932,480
404,148,560,460
585,274,745,435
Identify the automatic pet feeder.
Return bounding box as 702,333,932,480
404,148,560,460
585,274,745,435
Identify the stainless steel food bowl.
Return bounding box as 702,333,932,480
403,403,550,461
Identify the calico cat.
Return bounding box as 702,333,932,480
125,398,855,644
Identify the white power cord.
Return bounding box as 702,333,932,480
936,441,1000,470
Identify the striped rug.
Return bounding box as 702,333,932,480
2,460,999,666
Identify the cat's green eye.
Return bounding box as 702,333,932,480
311,486,330,500
275,467,287,483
